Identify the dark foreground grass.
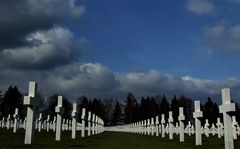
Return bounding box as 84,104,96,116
0,129,239,149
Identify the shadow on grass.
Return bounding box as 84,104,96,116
0,129,239,149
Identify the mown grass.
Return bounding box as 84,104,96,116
0,129,239,149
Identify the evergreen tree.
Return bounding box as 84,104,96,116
90,98,105,119
43,94,72,120
0,90,2,99
77,96,89,120
139,96,159,120
35,92,46,117
102,99,114,126
170,95,179,124
236,102,240,123
124,92,139,124
178,95,193,123
159,94,169,116
111,100,123,125
0,90,2,107
0,86,23,118
203,97,219,124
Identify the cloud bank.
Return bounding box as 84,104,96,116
0,63,240,102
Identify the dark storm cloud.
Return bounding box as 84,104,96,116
0,0,85,49
0,26,88,70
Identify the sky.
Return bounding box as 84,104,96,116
0,0,240,102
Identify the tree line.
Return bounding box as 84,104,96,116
0,85,239,126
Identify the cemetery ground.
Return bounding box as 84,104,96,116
0,129,239,149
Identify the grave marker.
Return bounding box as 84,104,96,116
178,107,185,142
46,115,50,132
168,111,173,139
92,114,95,135
219,88,235,149
88,111,91,136
161,114,165,138
232,116,238,140
6,114,11,130
38,113,42,132
216,118,222,138
13,108,19,133
71,103,77,139
23,81,37,144
155,116,159,137
193,100,203,146
55,96,63,141
81,108,86,137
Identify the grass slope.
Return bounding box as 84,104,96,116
0,129,239,149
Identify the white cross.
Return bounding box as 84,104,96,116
55,96,63,141
81,108,86,137
71,103,77,139
88,111,92,136
178,107,185,142
193,100,203,146
219,88,235,149
23,81,37,144
13,108,19,133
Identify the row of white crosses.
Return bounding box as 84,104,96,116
17,81,104,144
105,88,239,149
0,108,20,132
0,103,105,139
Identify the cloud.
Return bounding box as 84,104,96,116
204,24,240,53
0,0,85,50
1,63,240,102
0,26,87,70
117,71,240,101
185,0,215,15
44,63,120,97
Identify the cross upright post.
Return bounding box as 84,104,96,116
24,81,37,144
168,111,174,139
81,108,86,137
95,115,98,134
71,103,77,139
92,113,95,135
38,113,42,132
55,96,63,141
46,115,50,132
216,118,222,138
151,118,154,136
147,119,150,135
161,114,165,138
13,108,19,133
232,116,238,140
88,111,91,136
193,100,203,146
178,107,185,142
219,88,235,149
155,116,159,137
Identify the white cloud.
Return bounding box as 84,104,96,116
0,26,87,70
204,24,240,53
185,0,215,15
0,63,240,102
44,63,120,97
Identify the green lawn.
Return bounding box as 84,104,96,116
0,129,239,149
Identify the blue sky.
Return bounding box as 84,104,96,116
0,0,240,101
73,0,240,79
